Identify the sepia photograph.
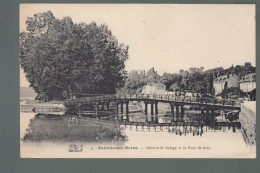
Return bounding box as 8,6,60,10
20,4,256,158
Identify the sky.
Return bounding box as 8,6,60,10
20,4,256,87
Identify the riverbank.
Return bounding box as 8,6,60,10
239,101,256,151
20,99,65,113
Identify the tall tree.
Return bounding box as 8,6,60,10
20,11,129,100
160,72,178,90
146,67,160,83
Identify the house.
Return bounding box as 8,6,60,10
142,83,166,95
213,74,239,95
239,73,256,100
239,73,256,93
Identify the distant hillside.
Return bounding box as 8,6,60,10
119,62,256,95
20,87,37,99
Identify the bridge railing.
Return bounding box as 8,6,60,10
64,94,118,105
65,94,240,107
117,94,240,106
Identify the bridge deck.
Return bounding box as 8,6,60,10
64,94,241,110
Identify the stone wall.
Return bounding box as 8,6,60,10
239,101,256,150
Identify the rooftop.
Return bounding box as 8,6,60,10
239,73,256,83
214,74,237,82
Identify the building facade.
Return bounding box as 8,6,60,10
239,73,256,93
239,73,256,100
213,74,239,95
142,83,166,95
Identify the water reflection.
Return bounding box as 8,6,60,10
116,112,240,136
22,113,127,143
22,108,241,142
20,101,254,158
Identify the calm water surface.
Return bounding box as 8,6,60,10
20,102,255,158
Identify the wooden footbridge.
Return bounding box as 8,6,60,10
64,94,241,117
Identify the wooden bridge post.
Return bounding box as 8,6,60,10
181,105,184,118
170,103,174,113
201,107,204,119
121,102,124,114
151,102,154,115
176,105,179,118
151,115,154,122
144,102,148,114
232,124,236,133
106,102,110,111
206,107,209,119
126,101,129,114
155,113,158,123
232,101,235,110
170,103,175,118
116,109,119,120
155,101,158,115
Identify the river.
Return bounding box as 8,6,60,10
20,102,255,158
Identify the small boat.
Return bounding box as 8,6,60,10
225,110,240,122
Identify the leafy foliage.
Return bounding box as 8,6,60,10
220,87,243,98
20,11,129,100
120,63,255,95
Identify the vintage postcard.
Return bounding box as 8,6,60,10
20,4,256,158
